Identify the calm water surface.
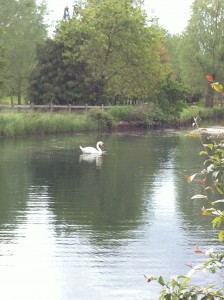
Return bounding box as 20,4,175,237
0,130,223,300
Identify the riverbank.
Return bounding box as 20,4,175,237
0,105,223,138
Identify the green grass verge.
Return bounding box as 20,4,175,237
0,111,98,138
0,104,222,138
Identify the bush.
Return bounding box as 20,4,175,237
107,106,133,121
87,108,114,131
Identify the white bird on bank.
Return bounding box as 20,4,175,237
79,141,104,155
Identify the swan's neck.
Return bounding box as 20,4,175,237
96,143,102,153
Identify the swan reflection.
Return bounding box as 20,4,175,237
79,154,103,168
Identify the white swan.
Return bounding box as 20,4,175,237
79,141,104,154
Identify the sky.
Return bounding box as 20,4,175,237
44,0,194,35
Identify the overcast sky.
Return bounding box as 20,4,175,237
44,0,194,35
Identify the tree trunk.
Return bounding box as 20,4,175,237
205,84,214,108
18,93,21,105
95,79,104,105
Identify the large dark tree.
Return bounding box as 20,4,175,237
29,39,95,104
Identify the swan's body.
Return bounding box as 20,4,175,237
79,141,104,155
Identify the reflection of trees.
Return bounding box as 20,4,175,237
0,140,33,233
29,134,186,245
174,136,215,237
31,137,156,227
28,135,171,233
0,133,213,246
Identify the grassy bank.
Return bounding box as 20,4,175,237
0,111,98,137
0,105,223,138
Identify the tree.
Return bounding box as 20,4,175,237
153,74,189,124
55,0,166,105
28,39,93,104
1,0,47,104
178,0,224,108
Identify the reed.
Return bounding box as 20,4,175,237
0,111,96,137
0,105,221,138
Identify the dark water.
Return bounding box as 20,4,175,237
0,131,222,300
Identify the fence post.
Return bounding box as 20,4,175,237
50,102,53,113
69,104,71,113
101,104,104,110
85,103,88,112
11,97,14,109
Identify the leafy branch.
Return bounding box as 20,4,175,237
145,116,224,299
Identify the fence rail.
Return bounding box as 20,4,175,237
0,103,110,112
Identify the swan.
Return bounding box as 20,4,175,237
79,141,104,154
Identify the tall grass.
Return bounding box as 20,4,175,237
0,105,221,138
180,105,220,122
0,111,96,137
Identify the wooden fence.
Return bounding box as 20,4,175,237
0,103,110,113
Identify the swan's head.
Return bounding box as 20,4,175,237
97,141,104,147
96,141,104,152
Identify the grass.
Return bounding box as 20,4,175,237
0,104,222,138
1,96,26,105
0,111,97,138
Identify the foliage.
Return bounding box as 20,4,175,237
54,0,167,105
0,0,48,104
164,33,182,81
108,104,155,126
152,74,188,124
107,106,133,121
28,39,93,105
180,105,215,122
87,108,114,131
0,111,96,137
178,0,224,108
145,115,224,299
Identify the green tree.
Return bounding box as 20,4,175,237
179,0,224,108
164,33,182,81
28,38,93,104
0,0,16,96
1,0,47,104
56,0,166,105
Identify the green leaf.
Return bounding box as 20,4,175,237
214,183,224,194
218,231,224,241
199,151,208,155
215,149,224,154
213,154,220,162
158,276,165,286
203,143,214,150
212,216,223,229
164,295,171,300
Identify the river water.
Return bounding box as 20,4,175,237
0,130,222,300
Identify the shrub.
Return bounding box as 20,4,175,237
107,106,133,121
87,108,114,131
